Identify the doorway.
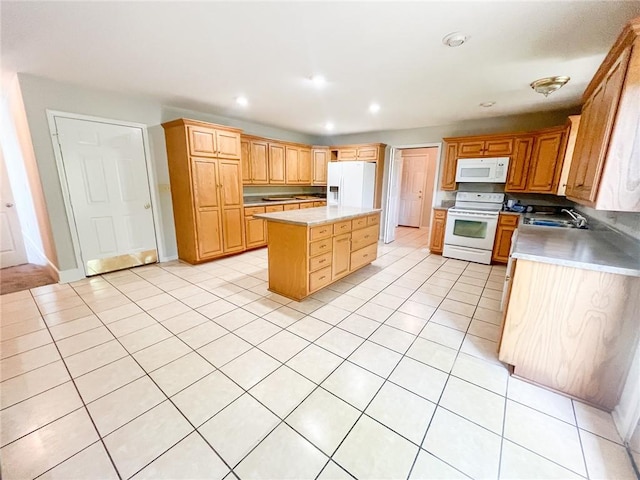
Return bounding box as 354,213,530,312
398,147,439,228
49,113,159,276
0,148,27,268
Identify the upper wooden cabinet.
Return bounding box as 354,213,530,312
506,137,535,192
285,146,312,185
162,118,245,264
526,128,567,192
566,18,640,211
241,136,269,185
441,143,458,191
332,144,385,163
268,143,286,184
458,138,514,157
312,147,330,185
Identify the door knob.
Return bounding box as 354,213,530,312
144,203,151,209
5,203,14,207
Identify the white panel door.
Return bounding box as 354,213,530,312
0,150,27,268
55,117,157,275
383,149,403,244
398,155,425,227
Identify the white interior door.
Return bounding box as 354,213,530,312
383,149,403,243
398,154,425,227
0,150,27,268
54,117,157,276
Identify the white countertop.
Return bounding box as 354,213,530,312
254,206,381,226
512,225,640,277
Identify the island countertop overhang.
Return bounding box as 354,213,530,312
253,206,382,226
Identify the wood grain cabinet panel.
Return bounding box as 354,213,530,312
441,142,458,191
299,148,312,184
337,148,358,161
492,214,519,264
283,203,300,211
268,143,286,184
527,129,566,193
285,146,300,184
332,233,352,280
250,140,269,184
312,148,329,185
429,209,447,254
505,137,534,192
458,141,484,157
241,138,251,184
484,139,514,156
566,21,639,212
162,118,245,264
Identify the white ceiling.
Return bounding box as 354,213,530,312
2,1,639,136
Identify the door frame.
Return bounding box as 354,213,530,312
46,110,164,281
383,142,442,240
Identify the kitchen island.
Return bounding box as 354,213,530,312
499,224,640,410
254,206,381,300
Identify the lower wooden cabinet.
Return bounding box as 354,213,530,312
492,213,520,263
265,212,380,300
429,209,447,254
244,206,267,249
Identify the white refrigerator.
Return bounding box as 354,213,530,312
327,161,376,208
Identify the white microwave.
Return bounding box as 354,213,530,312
455,157,510,183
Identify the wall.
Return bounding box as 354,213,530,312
16,74,321,273
575,206,640,240
0,76,58,275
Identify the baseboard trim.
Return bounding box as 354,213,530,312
159,255,178,262
58,268,85,284
23,235,61,282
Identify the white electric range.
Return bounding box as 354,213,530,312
442,192,505,264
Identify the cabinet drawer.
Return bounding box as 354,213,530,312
352,216,368,230
333,220,352,234
350,243,377,271
309,266,332,292
309,252,332,272
300,202,315,209
244,206,266,217
367,214,380,226
313,201,327,207
310,224,332,241
351,225,378,250
265,204,284,213
309,238,332,256
434,209,447,219
283,203,300,211
499,214,520,226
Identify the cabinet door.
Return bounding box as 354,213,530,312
485,139,514,156
250,140,269,184
357,146,378,161
429,210,447,254
240,139,251,184
505,137,534,192
215,130,241,159
192,159,223,258
492,223,516,263
527,130,565,192
268,143,286,184
222,208,245,252
286,146,300,184
441,143,458,190
219,160,245,252
188,126,216,157
337,148,357,161
567,48,629,202
298,149,312,184
312,149,328,185
332,233,351,279
458,141,484,157
245,217,266,247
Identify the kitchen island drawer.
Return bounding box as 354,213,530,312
309,252,332,272
352,217,368,230
333,220,352,235
367,214,380,226
310,224,332,240
351,225,378,250
350,243,377,270
309,266,332,291
309,237,332,256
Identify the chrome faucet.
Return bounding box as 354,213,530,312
561,208,588,228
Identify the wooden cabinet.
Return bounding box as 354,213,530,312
312,148,329,185
162,118,245,264
268,143,286,184
285,146,312,184
492,213,519,263
499,259,640,409
526,128,567,193
566,18,640,211
556,116,581,196
244,206,267,249
505,137,534,192
264,212,380,300
441,143,458,191
458,138,513,157
241,137,269,185
429,208,447,254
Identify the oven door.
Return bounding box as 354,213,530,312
444,210,498,251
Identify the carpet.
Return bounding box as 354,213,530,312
0,264,56,295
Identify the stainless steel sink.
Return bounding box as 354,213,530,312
523,217,588,229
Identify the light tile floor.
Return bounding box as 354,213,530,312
0,227,635,479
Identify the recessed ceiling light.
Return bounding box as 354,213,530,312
480,101,496,108
325,122,334,131
369,103,381,113
311,75,327,88
236,96,248,106
442,32,469,47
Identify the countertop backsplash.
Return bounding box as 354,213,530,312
576,206,640,240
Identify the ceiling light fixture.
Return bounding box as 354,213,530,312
530,76,570,97
479,101,496,108
442,32,469,47
325,122,334,131
311,75,327,88
235,96,248,106
369,103,381,113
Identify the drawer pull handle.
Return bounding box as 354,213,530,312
364,235,370,239
320,245,326,249
363,254,368,257
319,276,326,280
319,259,326,263
320,230,327,233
